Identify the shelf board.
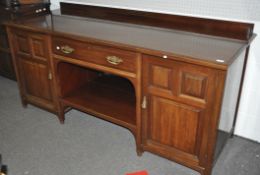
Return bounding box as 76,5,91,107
61,75,136,131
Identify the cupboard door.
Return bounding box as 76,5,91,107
142,55,218,168
148,96,202,155
12,29,57,112
18,58,54,106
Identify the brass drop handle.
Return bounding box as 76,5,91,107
59,45,75,54
106,56,123,65
142,96,147,109
48,71,52,80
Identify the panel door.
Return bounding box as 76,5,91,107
13,30,56,111
18,58,54,105
142,55,218,166
148,96,202,155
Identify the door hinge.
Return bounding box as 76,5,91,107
48,72,52,80
142,96,147,109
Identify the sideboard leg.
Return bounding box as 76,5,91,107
58,111,65,124
200,166,213,175
134,132,143,156
136,144,144,156
200,170,205,175
21,100,28,108
57,103,65,124
136,148,143,156
21,96,28,108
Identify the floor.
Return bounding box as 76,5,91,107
0,76,260,175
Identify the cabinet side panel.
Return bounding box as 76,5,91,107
218,51,246,132
214,50,246,160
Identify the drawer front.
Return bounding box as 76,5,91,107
53,37,138,73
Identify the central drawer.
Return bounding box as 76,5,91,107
52,37,138,73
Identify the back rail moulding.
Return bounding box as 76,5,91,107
60,2,254,41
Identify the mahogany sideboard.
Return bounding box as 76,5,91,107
4,2,255,175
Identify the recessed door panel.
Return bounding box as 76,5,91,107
31,35,48,61
180,71,207,100
19,58,53,102
16,34,30,55
148,96,201,155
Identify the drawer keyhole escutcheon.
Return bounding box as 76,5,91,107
106,56,123,65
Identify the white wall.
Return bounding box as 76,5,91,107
235,23,260,142
50,0,260,142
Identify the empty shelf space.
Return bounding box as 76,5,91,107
61,75,136,129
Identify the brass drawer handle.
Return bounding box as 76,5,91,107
60,45,75,54
106,56,123,65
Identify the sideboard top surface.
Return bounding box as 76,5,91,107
5,10,253,69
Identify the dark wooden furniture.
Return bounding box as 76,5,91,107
5,3,255,175
11,28,57,112
0,2,50,80
0,154,7,175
